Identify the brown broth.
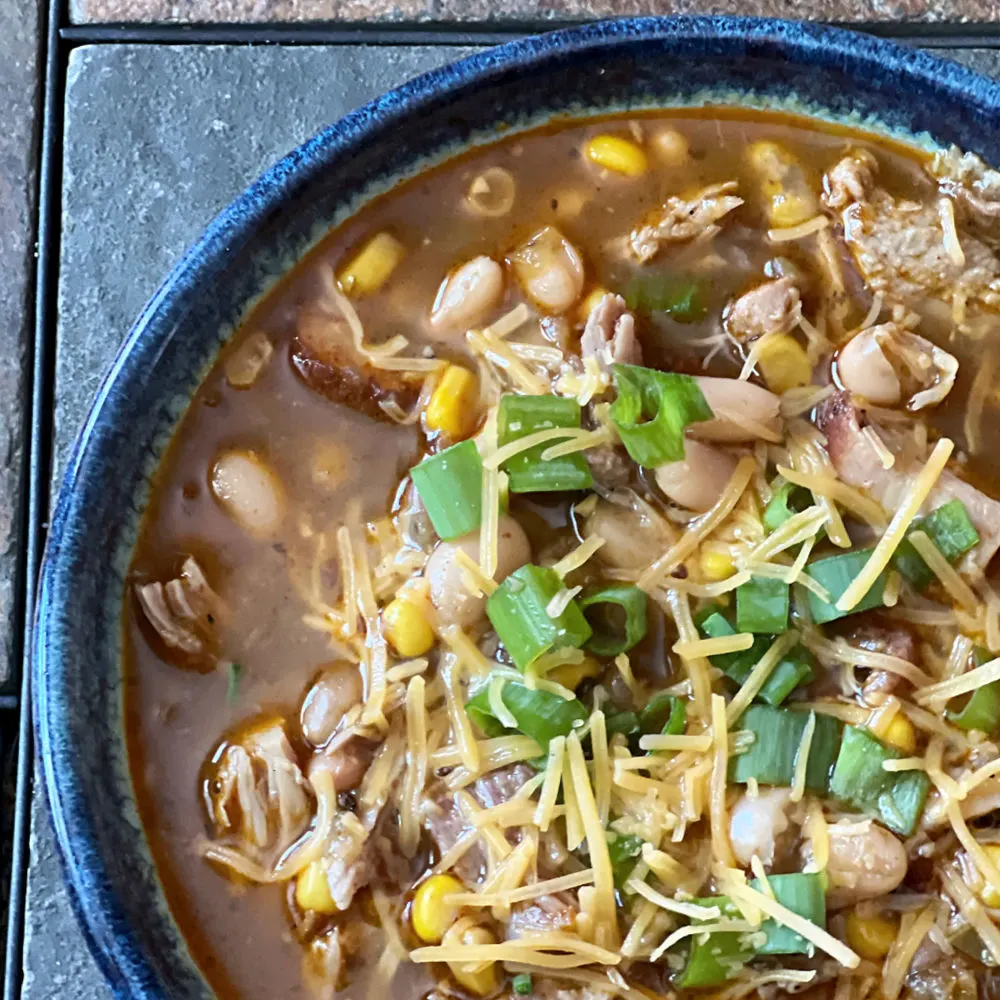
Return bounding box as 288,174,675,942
125,109,981,999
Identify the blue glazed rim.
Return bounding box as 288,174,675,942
34,15,1000,1000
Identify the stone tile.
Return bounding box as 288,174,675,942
68,0,1000,25
29,42,478,999
0,0,40,687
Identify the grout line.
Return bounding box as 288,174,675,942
4,0,68,990
55,20,1000,48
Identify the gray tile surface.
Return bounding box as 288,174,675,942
28,37,1000,1000
66,0,1000,27
0,0,40,688
27,42,478,1000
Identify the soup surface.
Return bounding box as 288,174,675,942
127,110,1000,1000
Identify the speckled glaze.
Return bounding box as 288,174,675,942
33,16,1000,999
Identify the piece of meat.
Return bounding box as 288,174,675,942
323,811,376,910
424,764,535,881
205,719,311,857
906,935,979,1000
724,277,802,343
629,181,743,263
291,309,421,422
815,391,1000,570
839,187,1000,311
470,763,534,807
584,445,633,491
930,145,1000,240
845,617,917,704
822,149,879,210
134,556,222,669
508,893,578,938
579,293,641,373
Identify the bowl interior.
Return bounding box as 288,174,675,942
34,16,1000,999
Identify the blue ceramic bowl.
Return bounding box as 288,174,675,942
33,15,1000,998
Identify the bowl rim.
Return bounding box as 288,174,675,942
33,14,1000,998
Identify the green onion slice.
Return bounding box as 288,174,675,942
497,394,593,494
675,873,826,986
729,705,842,792
606,832,645,889
698,607,813,706
736,576,789,634
763,480,812,533
486,564,592,671
622,273,708,324
512,974,533,996
410,439,483,541
605,711,640,739
828,725,930,836
609,364,714,468
579,584,648,656
893,499,981,591
465,680,588,752
806,548,887,624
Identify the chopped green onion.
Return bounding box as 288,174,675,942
623,272,708,323
729,705,842,792
580,584,648,656
226,662,243,705
755,873,827,956
698,607,813,706
806,548,886,624
609,364,714,468
675,902,754,988
497,394,593,494
763,480,811,533
512,975,533,996
410,439,483,541
893,499,981,591
486,565,592,671
948,647,1000,733
465,681,588,752
828,725,930,837
736,576,789,634
948,682,1000,733
675,874,826,986
606,832,645,889
605,711,640,738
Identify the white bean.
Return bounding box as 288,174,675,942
210,449,285,536
507,226,585,314
425,515,531,627
429,255,504,335
836,329,902,405
825,820,907,907
729,788,793,868
584,500,667,573
690,376,782,442
300,663,364,747
655,441,738,512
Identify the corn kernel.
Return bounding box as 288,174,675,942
295,861,338,914
444,923,500,995
981,845,1000,907
845,908,898,961
577,286,610,323
412,874,464,944
700,547,736,582
756,334,812,395
651,128,689,167
337,231,405,296
383,597,435,658
584,135,648,178
548,656,602,691
882,714,917,755
746,140,818,227
425,365,479,441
